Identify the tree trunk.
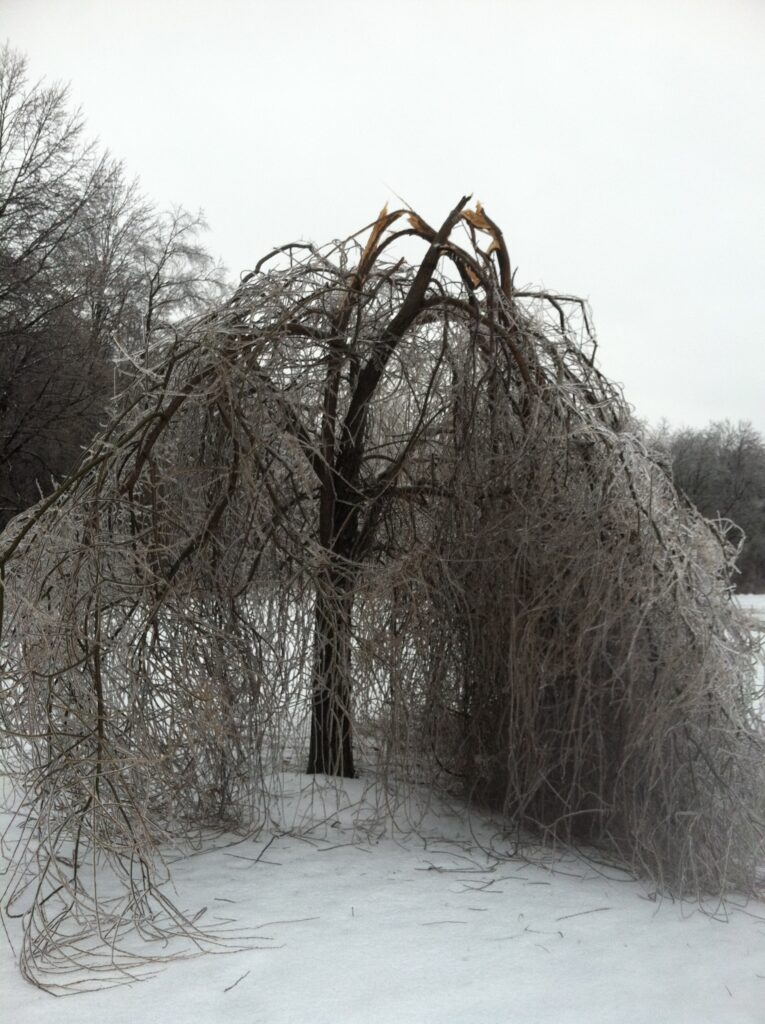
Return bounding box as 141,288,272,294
307,566,355,777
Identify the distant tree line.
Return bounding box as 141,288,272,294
0,44,225,530
653,420,765,592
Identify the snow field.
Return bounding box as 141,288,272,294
2,770,765,1023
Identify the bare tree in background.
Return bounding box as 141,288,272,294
654,420,765,592
0,45,109,525
0,45,225,529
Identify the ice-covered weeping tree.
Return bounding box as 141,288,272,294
1,199,763,988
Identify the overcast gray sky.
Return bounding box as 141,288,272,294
3,0,764,433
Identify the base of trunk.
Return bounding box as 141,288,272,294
306,571,356,778
307,688,355,777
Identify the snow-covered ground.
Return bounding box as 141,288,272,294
737,593,765,619
3,778,764,1022
2,597,764,1023
738,593,765,699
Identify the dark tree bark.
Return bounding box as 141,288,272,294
308,565,355,776
305,195,472,776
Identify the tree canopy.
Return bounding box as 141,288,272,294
0,199,763,991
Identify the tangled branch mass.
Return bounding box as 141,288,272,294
1,200,762,990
